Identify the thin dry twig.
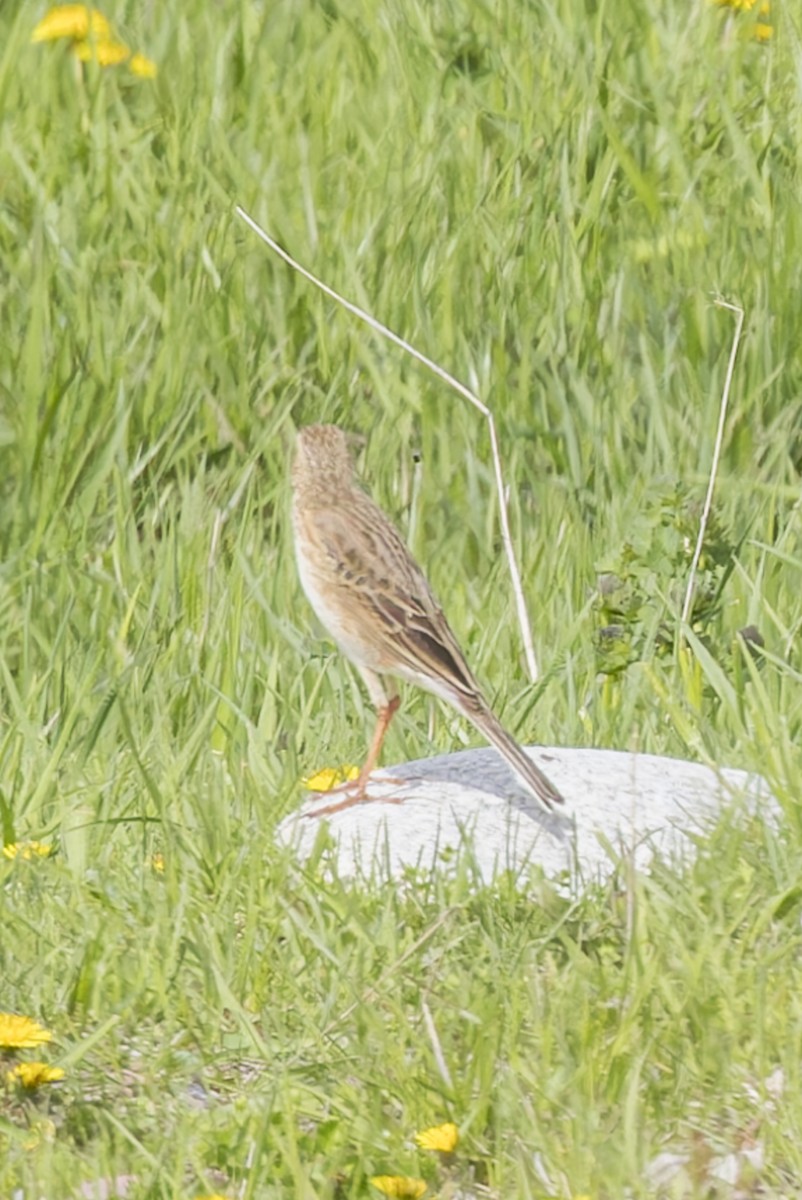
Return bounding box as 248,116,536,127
681,298,745,629
236,205,540,681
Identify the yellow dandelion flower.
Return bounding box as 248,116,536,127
73,38,130,65
129,51,157,78
414,1122,459,1152
32,5,158,77
370,1178,427,1199
31,5,111,42
303,764,360,792
3,841,54,860
6,1062,65,1088
713,0,769,13
710,0,773,38
0,1014,53,1049
150,852,165,873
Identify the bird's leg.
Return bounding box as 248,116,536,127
356,694,400,792
304,695,404,819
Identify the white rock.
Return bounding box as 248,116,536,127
277,746,775,888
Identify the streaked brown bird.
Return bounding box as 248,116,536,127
291,424,563,816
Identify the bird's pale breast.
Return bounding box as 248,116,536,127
293,502,397,673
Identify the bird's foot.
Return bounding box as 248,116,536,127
303,775,407,820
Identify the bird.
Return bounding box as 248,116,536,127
291,423,564,817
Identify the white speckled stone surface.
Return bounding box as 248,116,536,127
277,746,775,888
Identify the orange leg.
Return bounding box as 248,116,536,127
304,696,403,819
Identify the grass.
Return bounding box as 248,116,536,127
1,0,801,1195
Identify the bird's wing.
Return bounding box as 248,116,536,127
311,498,483,706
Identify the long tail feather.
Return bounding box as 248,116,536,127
465,704,563,811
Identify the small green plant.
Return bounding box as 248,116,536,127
593,482,748,675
